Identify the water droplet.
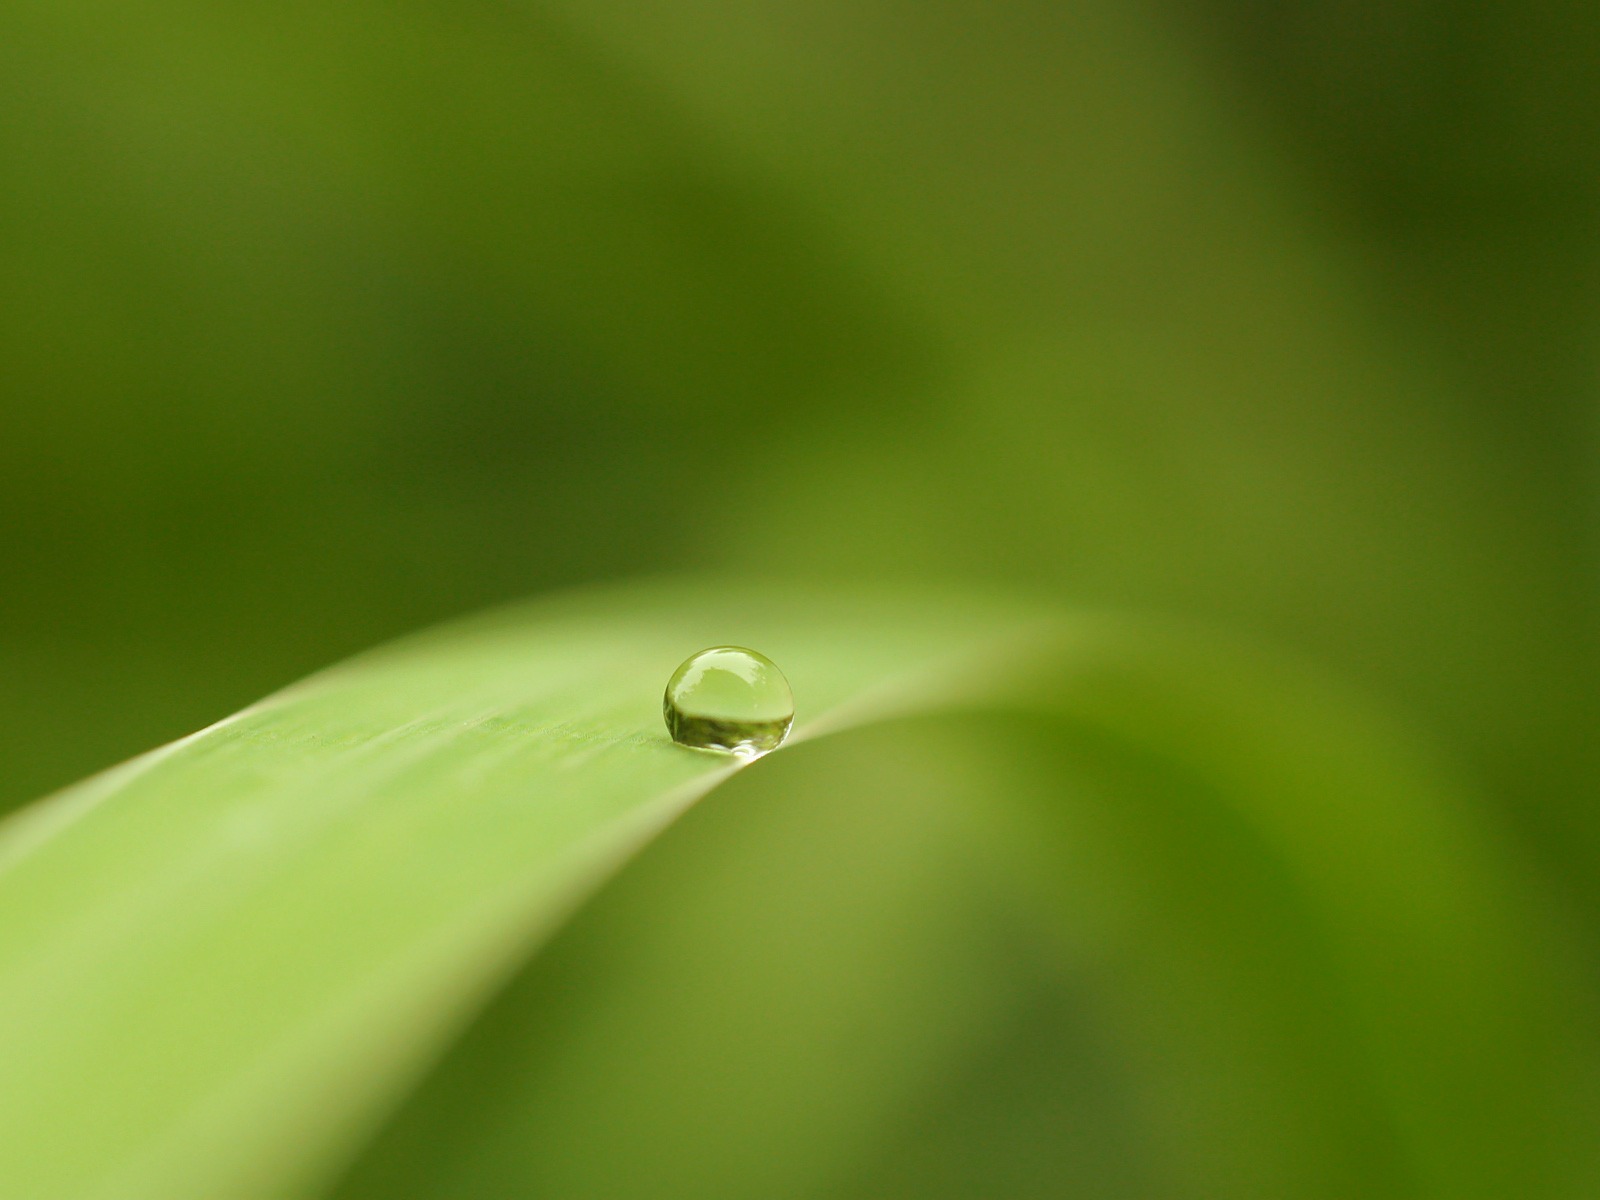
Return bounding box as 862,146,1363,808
664,646,794,758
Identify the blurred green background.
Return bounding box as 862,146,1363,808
3,0,1600,1196
1,0,1594,942
3,0,1593,907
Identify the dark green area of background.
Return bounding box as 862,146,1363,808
1,0,1594,912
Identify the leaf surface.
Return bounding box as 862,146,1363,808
0,580,1586,1198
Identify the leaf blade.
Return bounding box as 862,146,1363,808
0,580,1055,1199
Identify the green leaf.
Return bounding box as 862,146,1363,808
0,580,1052,1199
0,580,1588,1199
330,623,1599,1200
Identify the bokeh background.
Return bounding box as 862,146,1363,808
2,0,1594,945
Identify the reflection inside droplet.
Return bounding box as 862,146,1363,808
664,646,794,758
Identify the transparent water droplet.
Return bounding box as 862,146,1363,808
664,646,794,758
